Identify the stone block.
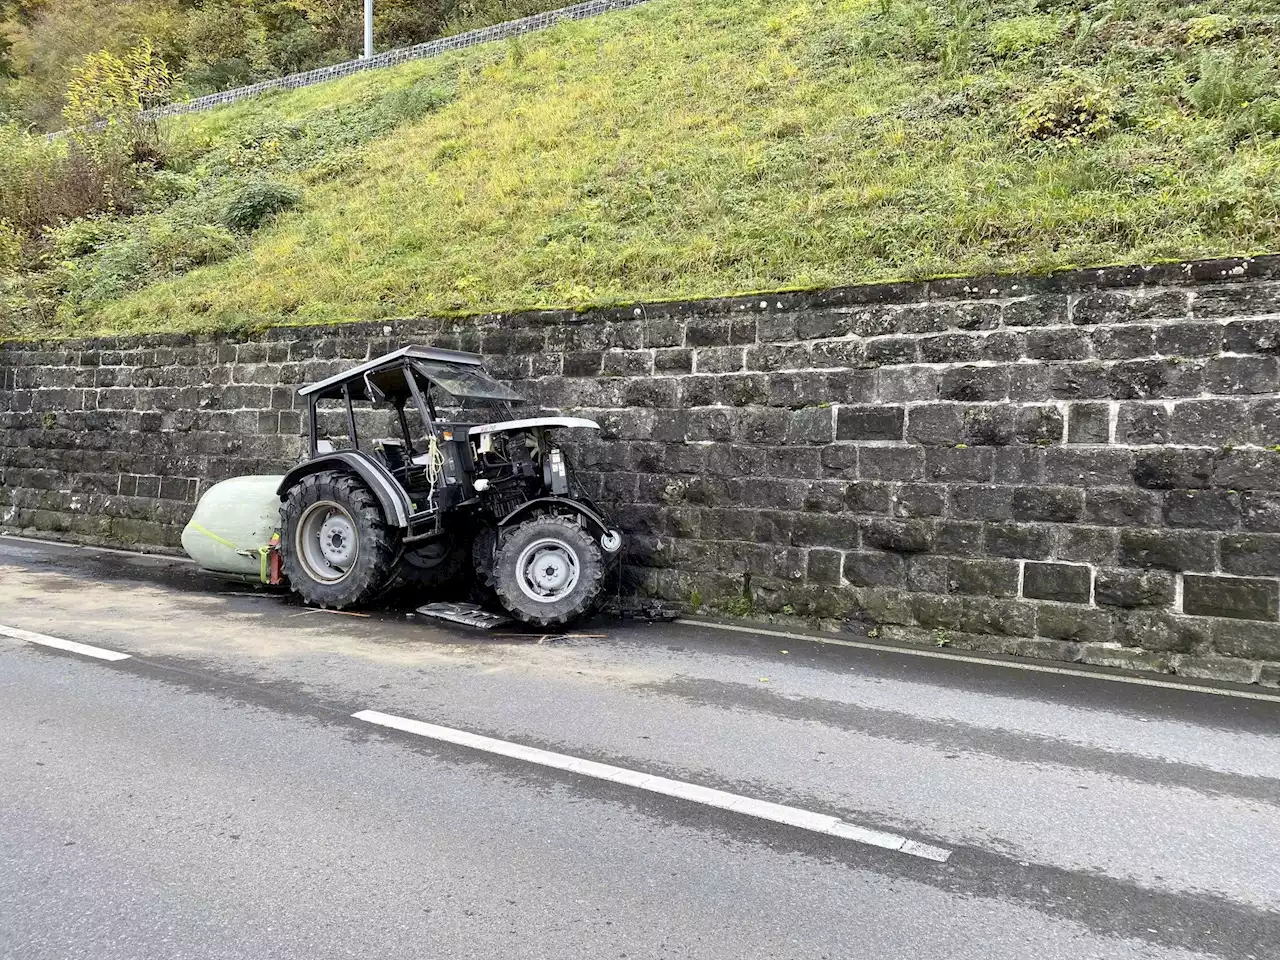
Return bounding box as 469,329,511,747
905,405,962,445
1222,316,1280,354
931,519,984,555
961,406,1014,446
1014,405,1064,445
843,550,906,587
1211,619,1280,661
906,555,953,594
991,447,1046,483
1173,654,1259,684
1115,402,1169,444
1169,399,1250,445
1079,643,1174,673
1132,448,1216,490
653,348,693,373
1050,362,1110,400
924,446,993,482
685,317,732,347
745,343,809,372
843,480,893,513
1044,447,1133,485
949,484,1013,520
1211,449,1280,491
983,522,1051,559
837,405,904,441
810,340,865,368
951,558,1020,597
865,337,919,365
1193,283,1280,319
1072,290,1189,324
1094,569,1175,609
860,518,931,553
694,347,745,374
1036,604,1115,643
1066,402,1110,443
1183,574,1279,621
891,483,946,518
858,446,924,481
1083,488,1160,527
785,407,834,445
1108,359,1202,401
1241,491,1280,532
1092,325,1155,360
1003,296,1067,327
1022,561,1092,603
1220,533,1280,576
806,548,843,585
876,367,941,404
1118,528,1218,572
1026,328,1090,361
939,366,1009,401
1154,322,1223,358
1163,489,1240,530
1011,487,1083,523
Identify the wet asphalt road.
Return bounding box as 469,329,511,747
1,536,1278,959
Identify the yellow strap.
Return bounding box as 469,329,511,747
258,546,270,584
188,522,239,551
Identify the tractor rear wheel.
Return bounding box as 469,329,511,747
280,470,397,608
491,515,604,627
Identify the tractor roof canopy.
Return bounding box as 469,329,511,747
297,346,524,404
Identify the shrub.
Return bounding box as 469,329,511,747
1017,73,1118,142
147,220,239,273
989,16,1063,57
0,221,22,272
1184,15,1235,46
47,218,124,260
0,122,140,240
1187,53,1269,118
223,181,301,232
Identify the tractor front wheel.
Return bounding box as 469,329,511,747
280,470,397,608
491,515,604,627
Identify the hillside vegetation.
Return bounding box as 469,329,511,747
2,0,1279,339
0,0,566,129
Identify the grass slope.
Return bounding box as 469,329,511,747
17,0,1280,335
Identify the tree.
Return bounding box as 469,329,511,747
63,38,172,130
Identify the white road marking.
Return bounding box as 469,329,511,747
352,709,951,862
679,619,1280,704
0,624,132,661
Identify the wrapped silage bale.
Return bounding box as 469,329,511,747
182,475,285,579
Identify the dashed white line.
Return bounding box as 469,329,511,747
352,709,951,862
0,623,132,661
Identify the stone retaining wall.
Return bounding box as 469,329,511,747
4,255,1280,685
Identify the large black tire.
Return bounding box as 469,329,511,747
280,470,398,608
491,515,604,627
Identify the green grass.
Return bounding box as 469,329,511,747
6,0,1280,338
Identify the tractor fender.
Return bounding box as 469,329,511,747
498,497,618,545
277,451,412,528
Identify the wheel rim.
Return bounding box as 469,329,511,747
297,500,359,583
516,537,580,604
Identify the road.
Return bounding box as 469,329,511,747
0,535,1277,960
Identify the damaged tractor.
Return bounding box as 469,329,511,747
182,346,623,627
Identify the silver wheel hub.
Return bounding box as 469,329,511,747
516,538,580,604
319,514,356,566
296,500,359,584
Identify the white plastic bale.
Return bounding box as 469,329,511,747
181,475,286,576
